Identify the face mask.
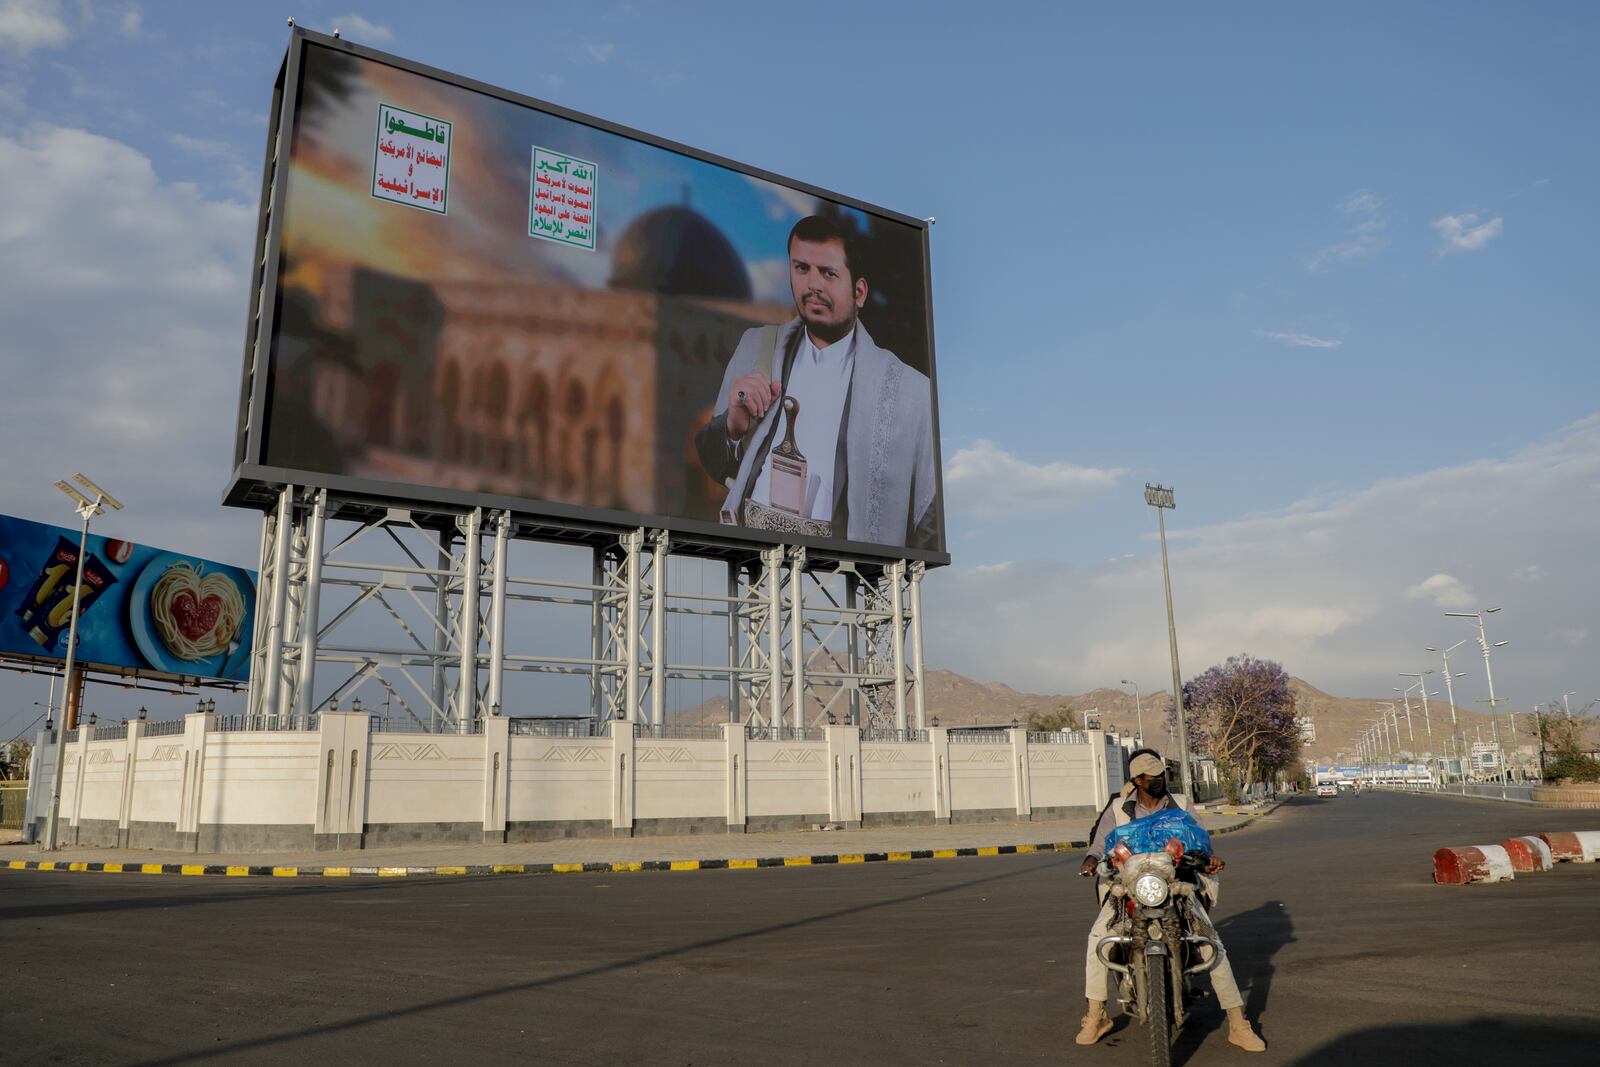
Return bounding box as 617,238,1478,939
1144,776,1168,798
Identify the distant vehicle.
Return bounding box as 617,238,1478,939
1315,783,1337,798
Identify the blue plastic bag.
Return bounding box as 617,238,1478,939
1105,806,1211,857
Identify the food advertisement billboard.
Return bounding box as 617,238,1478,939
0,514,256,682
232,31,946,562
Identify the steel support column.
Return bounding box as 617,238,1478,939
455,508,482,732
486,511,509,715
291,488,327,720
890,560,907,732
650,530,668,728
789,546,807,732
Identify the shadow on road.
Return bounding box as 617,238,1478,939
1218,897,1296,1020
121,857,1068,1066
1293,1017,1600,1064
1162,898,1295,1065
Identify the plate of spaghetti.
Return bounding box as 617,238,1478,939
128,553,255,678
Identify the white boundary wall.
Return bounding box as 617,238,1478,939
25,715,1113,852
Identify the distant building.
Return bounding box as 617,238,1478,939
1296,717,1317,743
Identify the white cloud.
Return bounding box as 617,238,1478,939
119,4,140,36
577,41,616,64
1404,573,1476,610
0,0,70,52
329,14,393,44
1307,188,1388,272
0,123,258,559
923,417,1600,704
1432,212,1503,255
1513,565,1543,582
1257,329,1341,349
169,132,235,159
944,439,1125,517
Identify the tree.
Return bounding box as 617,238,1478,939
1,739,31,780
1172,655,1300,795
1026,705,1083,733
1534,707,1600,784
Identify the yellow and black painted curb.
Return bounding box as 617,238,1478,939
4,841,1090,880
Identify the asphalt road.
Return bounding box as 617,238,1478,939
3,793,1598,1066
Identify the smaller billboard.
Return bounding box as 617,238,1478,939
0,514,256,683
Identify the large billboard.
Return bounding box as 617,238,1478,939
0,514,257,683
229,31,946,563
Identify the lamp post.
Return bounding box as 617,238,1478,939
1391,685,1418,744
1446,607,1508,710
1426,640,1471,792
1144,484,1192,795
42,474,124,851
1120,679,1144,747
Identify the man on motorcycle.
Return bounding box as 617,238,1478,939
1075,749,1266,1053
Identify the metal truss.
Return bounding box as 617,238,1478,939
245,489,927,732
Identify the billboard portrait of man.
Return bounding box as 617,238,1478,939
694,216,938,551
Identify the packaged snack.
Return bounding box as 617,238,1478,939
15,536,79,627
26,552,118,653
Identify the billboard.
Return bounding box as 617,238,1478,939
0,514,257,683
230,31,946,563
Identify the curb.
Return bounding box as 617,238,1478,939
3,840,1090,880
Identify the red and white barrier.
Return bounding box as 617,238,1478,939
1433,845,1516,884
1500,836,1554,872
1536,831,1600,863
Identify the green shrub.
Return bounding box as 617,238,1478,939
1544,753,1600,784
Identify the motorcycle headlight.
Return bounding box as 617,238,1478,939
1132,873,1170,907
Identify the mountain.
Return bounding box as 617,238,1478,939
671,669,1523,764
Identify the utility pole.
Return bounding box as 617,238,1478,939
1145,484,1193,796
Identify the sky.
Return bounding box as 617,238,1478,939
1,1,1596,743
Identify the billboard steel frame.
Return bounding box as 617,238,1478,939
241,488,926,734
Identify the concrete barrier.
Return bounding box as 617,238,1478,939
1536,831,1600,862
1500,835,1553,872
1433,845,1515,884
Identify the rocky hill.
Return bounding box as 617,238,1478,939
672,668,1517,764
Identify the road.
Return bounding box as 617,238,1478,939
3,793,1598,1065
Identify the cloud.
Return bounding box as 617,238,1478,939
1513,565,1543,582
576,41,616,64
1432,212,1503,255
1307,188,1388,272
0,0,70,52
922,416,1600,704
169,132,235,159
1404,573,1477,610
1257,329,1341,349
328,14,394,43
944,439,1125,517
0,123,257,561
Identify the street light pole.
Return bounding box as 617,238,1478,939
42,474,124,851
1120,679,1144,747
1144,484,1193,796
1426,640,1471,792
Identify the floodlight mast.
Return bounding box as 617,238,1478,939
1144,483,1191,796
42,474,124,851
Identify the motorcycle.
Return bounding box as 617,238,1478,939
1094,838,1225,1067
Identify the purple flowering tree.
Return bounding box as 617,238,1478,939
1170,654,1300,795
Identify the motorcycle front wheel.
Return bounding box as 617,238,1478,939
1145,953,1173,1067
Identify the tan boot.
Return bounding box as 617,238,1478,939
1075,999,1113,1046
1225,1007,1266,1052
